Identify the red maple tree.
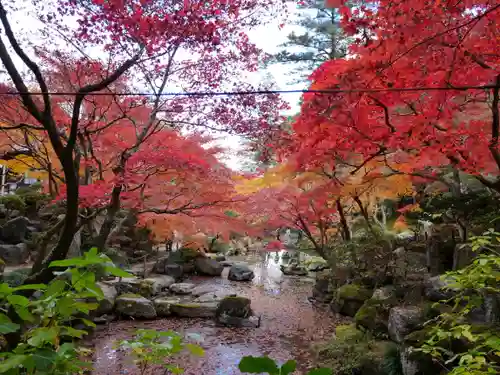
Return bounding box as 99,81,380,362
0,0,287,284
289,0,499,191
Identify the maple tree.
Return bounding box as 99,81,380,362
0,0,288,285
289,0,500,193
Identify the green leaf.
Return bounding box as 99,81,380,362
28,327,59,347
14,306,35,323
238,356,280,374
307,369,333,375
0,354,29,373
31,350,57,371
0,313,20,334
7,294,30,307
44,279,67,297
104,266,133,278
86,247,99,258
56,296,77,316
61,327,88,338
280,360,297,375
49,258,90,268
0,283,12,295
185,343,204,356
12,284,47,291
79,318,97,328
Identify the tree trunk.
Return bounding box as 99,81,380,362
94,184,122,250
353,195,377,237
336,198,351,241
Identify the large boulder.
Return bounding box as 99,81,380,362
95,282,118,315
424,275,458,302
115,294,156,319
0,243,29,265
228,264,254,281
388,306,425,343
169,283,195,295
354,286,397,337
194,257,223,276
331,283,373,317
215,296,252,319
312,270,336,303
169,302,218,318
0,216,30,244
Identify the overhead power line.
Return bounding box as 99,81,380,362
0,84,495,97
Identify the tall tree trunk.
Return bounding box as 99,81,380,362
94,185,122,250
336,198,351,241
353,195,377,237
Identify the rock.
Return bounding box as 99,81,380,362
280,264,308,276
391,247,428,281
154,297,181,317
354,287,398,337
453,243,477,270
372,285,396,301
0,216,30,244
95,282,118,315
228,264,255,281
424,275,458,302
312,270,335,303
191,285,217,297
194,291,237,303
215,255,226,262
331,283,373,317
399,346,442,375
93,314,116,325
115,295,156,319
169,302,218,318
220,260,235,267
169,283,195,295
388,306,425,343
145,275,176,294
216,314,261,328
215,296,252,319
304,256,329,272
194,257,223,276
104,249,129,269
0,243,29,265
111,275,174,298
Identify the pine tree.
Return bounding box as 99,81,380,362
269,1,353,83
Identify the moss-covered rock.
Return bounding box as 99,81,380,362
169,302,218,318
215,296,252,319
355,286,398,337
332,283,373,317
115,295,156,319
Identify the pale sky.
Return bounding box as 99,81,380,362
2,1,312,172
218,3,311,170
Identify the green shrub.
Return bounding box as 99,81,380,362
0,195,25,212
22,192,50,209
2,268,32,287
315,324,401,375
416,229,500,375
0,248,133,374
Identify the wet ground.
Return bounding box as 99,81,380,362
90,252,347,375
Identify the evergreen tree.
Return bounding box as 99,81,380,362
269,0,353,83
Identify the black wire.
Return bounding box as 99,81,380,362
0,84,495,97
